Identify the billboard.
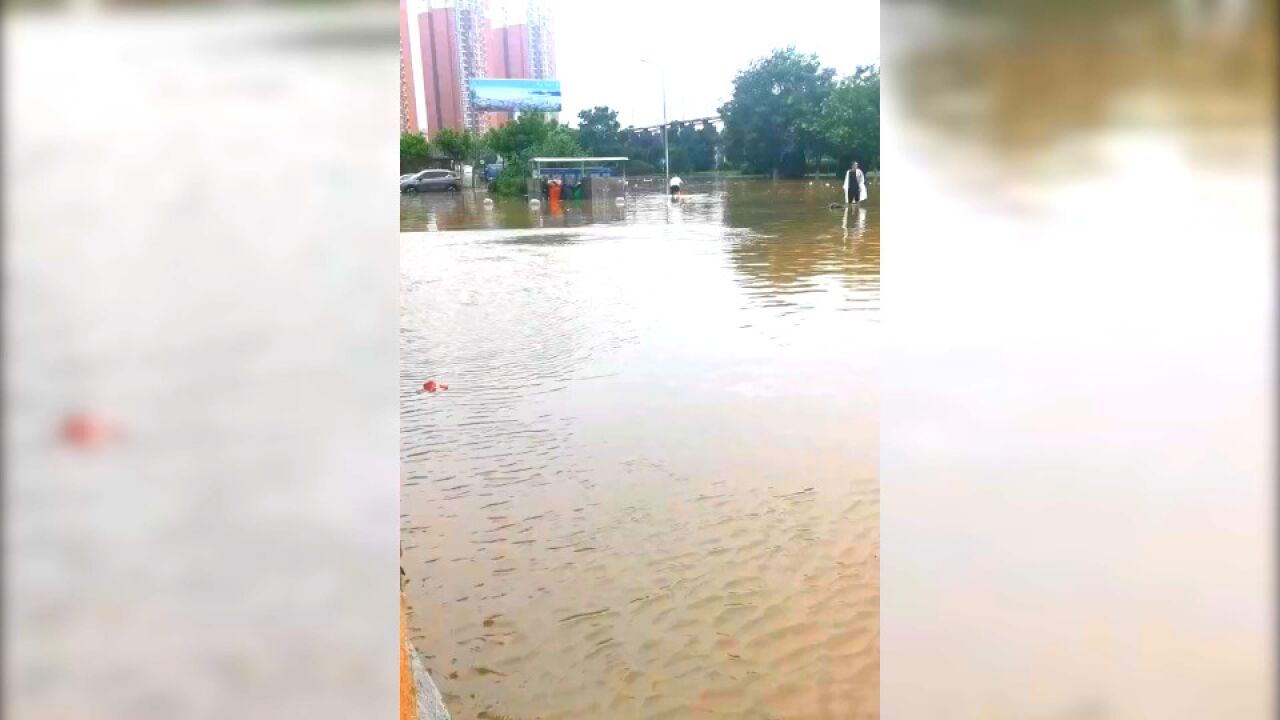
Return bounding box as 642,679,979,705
468,78,562,112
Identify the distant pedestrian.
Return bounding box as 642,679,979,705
669,175,684,196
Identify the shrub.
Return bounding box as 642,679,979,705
491,165,529,197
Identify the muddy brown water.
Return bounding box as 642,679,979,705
401,177,879,719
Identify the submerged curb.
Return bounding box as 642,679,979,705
402,592,451,720
410,637,452,720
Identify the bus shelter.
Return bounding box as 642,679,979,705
529,157,628,201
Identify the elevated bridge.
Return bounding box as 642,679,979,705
626,116,722,134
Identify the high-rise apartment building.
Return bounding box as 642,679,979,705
454,0,491,133
401,0,556,137
422,2,464,136
399,0,419,134
526,0,556,81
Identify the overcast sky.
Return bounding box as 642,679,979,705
546,0,880,128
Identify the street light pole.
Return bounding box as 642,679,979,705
660,63,669,190
641,59,670,189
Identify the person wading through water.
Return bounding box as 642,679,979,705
843,161,866,205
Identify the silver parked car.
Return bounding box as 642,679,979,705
400,169,461,193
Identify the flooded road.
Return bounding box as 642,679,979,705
401,177,879,719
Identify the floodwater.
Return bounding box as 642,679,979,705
401,177,879,719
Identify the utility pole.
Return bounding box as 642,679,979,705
660,63,669,190
641,59,669,188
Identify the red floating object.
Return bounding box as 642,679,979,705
440,384,449,391
423,380,438,393
61,413,111,448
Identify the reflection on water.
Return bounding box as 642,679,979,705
401,177,879,719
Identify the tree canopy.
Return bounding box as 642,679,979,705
431,128,473,162
817,65,880,170
400,132,431,159
485,113,571,160
718,47,835,178
576,106,623,157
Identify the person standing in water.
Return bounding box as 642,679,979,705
843,161,867,205
668,175,684,197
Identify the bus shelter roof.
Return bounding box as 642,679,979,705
530,157,628,164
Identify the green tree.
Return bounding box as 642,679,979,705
670,121,720,172
718,47,835,177
576,106,622,156
698,124,722,171
817,65,880,171
400,132,431,159
433,128,499,185
485,113,559,160
620,128,663,170
472,136,497,164
656,145,687,173
482,114,585,196
432,128,473,166
530,126,584,159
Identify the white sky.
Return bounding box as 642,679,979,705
547,0,880,128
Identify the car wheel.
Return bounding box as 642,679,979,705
448,184,460,192
404,186,417,194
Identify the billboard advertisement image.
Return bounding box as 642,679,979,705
468,78,562,112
